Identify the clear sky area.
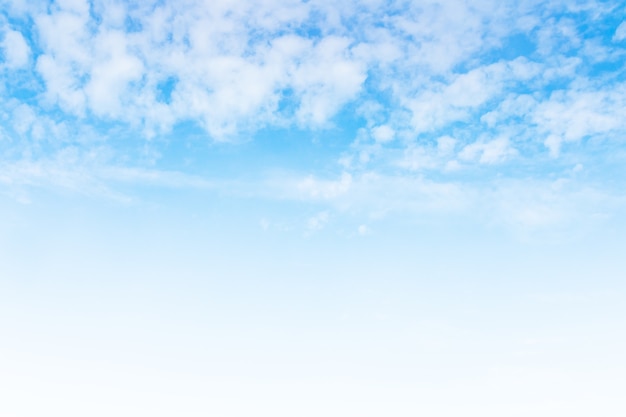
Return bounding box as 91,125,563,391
1,1,626,416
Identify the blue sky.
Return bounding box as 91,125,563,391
1,1,626,416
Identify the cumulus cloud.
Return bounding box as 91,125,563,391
371,125,395,143
403,58,540,135
15,0,371,139
2,29,30,69
2,0,621,147
1,0,625,233
292,36,367,127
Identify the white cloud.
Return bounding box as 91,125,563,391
1,0,616,154
371,125,395,143
389,0,506,73
2,29,30,68
613,21,626,42
1,0,625,236
480,94,538,128
536,17,581,56
21,1,369,139
404,59,539,134
292,36,367,127
36,54,87,116
33,1,93,115
532,85,626,156
85,30,144,117
459,137,516,164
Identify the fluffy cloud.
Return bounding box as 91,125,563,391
371,125,395,143
1,0,625,232
18,0,371,139
3,0,622,144
533,85,626,156
1,29,30,69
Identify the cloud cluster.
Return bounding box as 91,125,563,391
0,0,619,143
1,0,625,232
3,0,372,139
